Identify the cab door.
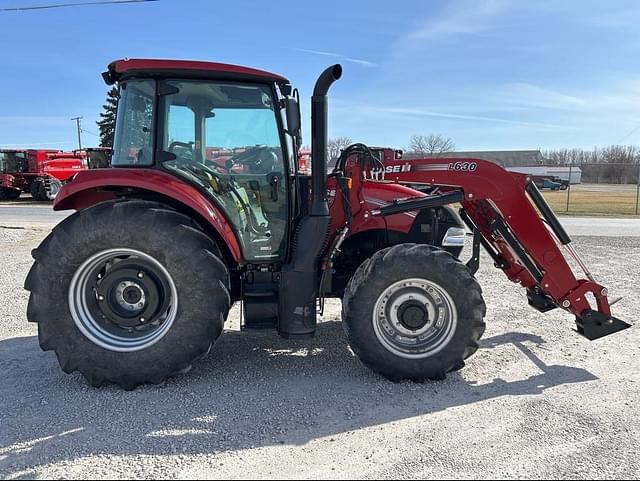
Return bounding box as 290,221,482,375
158,80,289,262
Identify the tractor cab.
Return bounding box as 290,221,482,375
105,59,302,262
83,148,112,169
0,150,28,173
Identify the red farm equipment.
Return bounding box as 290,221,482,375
0,149,86,201
83,147,112,170
0,149,29,200
25,59,631,390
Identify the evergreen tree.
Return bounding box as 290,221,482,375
97,86,119,147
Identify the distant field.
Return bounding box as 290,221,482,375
543,183,640,217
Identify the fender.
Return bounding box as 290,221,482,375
54,168,244,263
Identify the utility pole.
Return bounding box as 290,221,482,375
71,116,83,150
566,163,573,213
636,162,639,216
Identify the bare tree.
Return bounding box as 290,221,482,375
408,134,455,156
543,144,640,184
328,137,353,164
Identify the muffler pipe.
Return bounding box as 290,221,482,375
277,64,342,339
311,64,342,216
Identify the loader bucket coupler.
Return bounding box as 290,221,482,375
576,310,632,341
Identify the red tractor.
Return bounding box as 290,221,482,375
0,149,28,200
82,147,112,170
26,59,630,390
0,149,86,201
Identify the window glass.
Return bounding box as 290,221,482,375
161,81,288,261
112,80,155,166
168,105,195,145
0,151,27,173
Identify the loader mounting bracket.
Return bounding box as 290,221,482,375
466,229,482,275
576,310,632,341
527,287,557,313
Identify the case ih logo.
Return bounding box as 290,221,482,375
327,188,337,208
365,163,412,180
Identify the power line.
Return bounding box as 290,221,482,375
617,125,640,144
0,0,158,12
71,117,83,150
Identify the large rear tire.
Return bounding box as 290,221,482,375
30,180,44,201
342,244,486,382
25,200,231,390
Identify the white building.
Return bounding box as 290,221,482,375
507,166,582,184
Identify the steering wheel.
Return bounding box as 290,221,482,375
226,146,278,174
168,141,194,161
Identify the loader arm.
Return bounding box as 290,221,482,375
363,157,630,340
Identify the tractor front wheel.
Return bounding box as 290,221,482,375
0,188,21,200
25,200,231,389
342,244,486,382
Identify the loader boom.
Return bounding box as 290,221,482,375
355,156,630,340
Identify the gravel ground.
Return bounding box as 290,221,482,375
0,225,638,479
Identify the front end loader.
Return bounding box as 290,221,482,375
25,59,630,389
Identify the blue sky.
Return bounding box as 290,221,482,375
1,0,640,151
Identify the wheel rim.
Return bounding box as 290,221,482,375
372,278,458,359
68,248,179,352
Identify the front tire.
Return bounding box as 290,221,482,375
342,244,486,382
25,200,231,390
0,188,19,200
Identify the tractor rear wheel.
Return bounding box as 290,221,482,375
30,180,44,201
342,244,486,382
25,200,231,390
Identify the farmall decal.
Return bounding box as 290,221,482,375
413,161,479,173
448,161,478,172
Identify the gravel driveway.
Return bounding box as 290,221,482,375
0,224,638,479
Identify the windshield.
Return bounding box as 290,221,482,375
0,151,27,173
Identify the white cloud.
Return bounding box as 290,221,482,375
406,0,510,41
334,101,571,131
0,141,75,147
0,116,72,126
582,3,640,29
294,48,377,67
491,80,640,114
495,83,587,110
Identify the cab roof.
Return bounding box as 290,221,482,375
104,58,289,85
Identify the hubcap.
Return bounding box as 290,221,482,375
398,300,430,330
372,278,458,359
68,248,178,352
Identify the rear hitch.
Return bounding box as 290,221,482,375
576,309,632,341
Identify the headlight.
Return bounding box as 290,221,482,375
442,227,466,247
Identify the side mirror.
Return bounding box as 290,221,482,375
284,94,302,145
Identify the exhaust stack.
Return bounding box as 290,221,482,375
277,64,342,339
311,64,342,216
